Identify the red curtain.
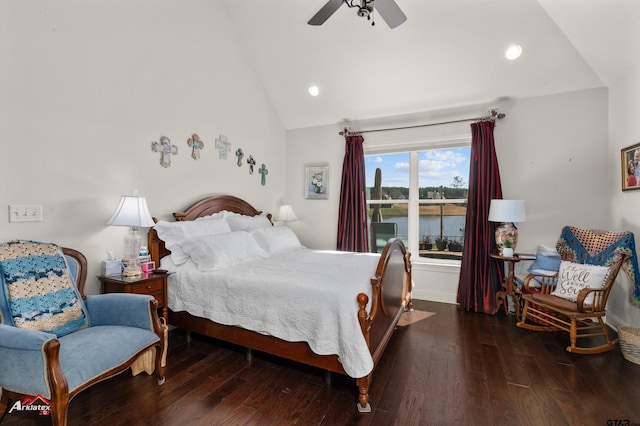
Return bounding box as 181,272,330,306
457,121,504,314
337,134,369,252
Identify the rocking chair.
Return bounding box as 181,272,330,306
517,254,626,354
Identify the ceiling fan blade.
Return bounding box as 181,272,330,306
308,0,344,25
374,0,407,28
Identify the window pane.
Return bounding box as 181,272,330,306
365,152,410,201
418,148,470,200
418,201,466,260
367,206,407,253
418,147,469,260
365,146,469,260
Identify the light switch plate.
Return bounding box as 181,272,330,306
9,205,43,222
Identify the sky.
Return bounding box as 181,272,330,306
364,147,471,189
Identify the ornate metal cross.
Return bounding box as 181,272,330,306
187,134,204,160
258,163,268,186
247,155,256,174
215,135,231,159
235,148,244,167
151,136,178,168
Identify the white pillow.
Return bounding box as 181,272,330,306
226,214,272,231
195,210,239,221
153,218,232,265
181,231,268,271
250,226,304,255
551,261,610,306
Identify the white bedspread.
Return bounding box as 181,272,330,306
163,248,381,378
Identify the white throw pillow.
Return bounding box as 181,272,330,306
226,214,272,231
551,261,610,306
181,231,268,271
250,226,304,255
195,210,239,221
153,218,232,265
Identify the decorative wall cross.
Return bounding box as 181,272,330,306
247,155,256,174
258,163,268,186
235,148,244,167
215,135,231,159
187,133,204,160
151,136,178,168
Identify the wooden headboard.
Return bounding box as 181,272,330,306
147,194,271,266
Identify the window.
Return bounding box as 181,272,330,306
365,146,470,262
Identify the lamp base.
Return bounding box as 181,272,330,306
495,222,518,252
122,266,142,278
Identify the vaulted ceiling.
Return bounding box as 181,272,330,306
221,0,640,130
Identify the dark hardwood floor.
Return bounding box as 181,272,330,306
3,299,640,425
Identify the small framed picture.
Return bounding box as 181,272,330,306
621,143,640,191
305,166,329,199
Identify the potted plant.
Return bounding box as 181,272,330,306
502,240,514,257
448,239,463,252
435,237,448,251
419,235,432,251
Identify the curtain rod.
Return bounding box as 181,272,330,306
339,110,506,136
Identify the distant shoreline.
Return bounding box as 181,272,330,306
370,204,467,218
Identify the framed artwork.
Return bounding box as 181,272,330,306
305,166,329,199
621,143,640,191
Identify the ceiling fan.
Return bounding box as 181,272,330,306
308,0,407,29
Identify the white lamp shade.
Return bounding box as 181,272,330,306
275,204,298,222
106,195,155,228
488,199,526,223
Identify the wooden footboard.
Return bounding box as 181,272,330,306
147,195,412,412
356,237,412,412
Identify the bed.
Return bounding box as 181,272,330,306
147,194,412,412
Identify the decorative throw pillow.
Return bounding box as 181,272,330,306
226,214,272,232
527,245,560,273
0,241,89,336
181,231,268,271
528,245,562,285
250,226,304,255
153,218,232,265
551,261,610,306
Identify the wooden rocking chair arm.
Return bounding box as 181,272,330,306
575,287,606,313
523,272,558,294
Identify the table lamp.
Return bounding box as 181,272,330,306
106,191,155,277
275,204,298,222
488,199,526,256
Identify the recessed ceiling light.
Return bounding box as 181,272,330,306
505,44,523,60
308,85,319,96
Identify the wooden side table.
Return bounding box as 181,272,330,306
490,253,535,320
99,272,170,324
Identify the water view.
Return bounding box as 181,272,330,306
379,216,466,242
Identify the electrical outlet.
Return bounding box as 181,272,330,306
9,205,43,222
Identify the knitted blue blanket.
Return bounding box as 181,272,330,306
556,226,640,308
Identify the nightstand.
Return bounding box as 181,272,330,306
490,253,535,320
99,272,170,323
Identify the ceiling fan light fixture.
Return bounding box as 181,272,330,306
308,0,406,29
505,44,523,60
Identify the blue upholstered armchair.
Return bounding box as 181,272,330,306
0,242,166,426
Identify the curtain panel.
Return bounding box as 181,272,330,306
337,134,369,252
457,121,504,314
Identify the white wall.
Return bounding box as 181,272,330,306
2,1,636,326
0,1,286,295
285,88,610,305
608,70,640,329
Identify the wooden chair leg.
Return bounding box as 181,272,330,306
568,318,578,352
566,317,620,354
599,317,613,345
50,398,69,426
